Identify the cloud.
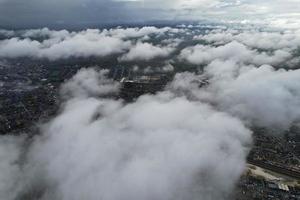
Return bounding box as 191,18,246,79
0,27,299,66
169,60,300,130
137,63,175,74
205,62,300,130
0,29,131,60
0,136,24,200
0,29,14,37
195,29,300,51
119,42,175,61
106,26,175,39
60,68,120,99
162,63,175,72
20,28,71,39
0,68,252,200
1,25,300,200
0,27,181,60
179,41,292,66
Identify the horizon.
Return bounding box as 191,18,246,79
0,0,300,29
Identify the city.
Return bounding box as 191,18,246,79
1,1,300,199
1,57,300,199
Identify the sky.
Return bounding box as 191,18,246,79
1,0,300,28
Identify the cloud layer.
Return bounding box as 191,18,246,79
2,69,251,200
169,62,300,130
1,25,300,200
1,26,300,68
0,27,179,61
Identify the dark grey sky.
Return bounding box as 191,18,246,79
0,0,144,28
0,0,299,28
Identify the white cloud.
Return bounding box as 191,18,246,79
196,29,300,50
179,41,292,66
119,42,174,61
106,26,174,39
162,63,174,72
169,60,300,130
0,27,183,60
60,68,120,99
1,25,300,200
0,29,131,60
205,62,300,130
29,70,251,199
0,68,251,200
